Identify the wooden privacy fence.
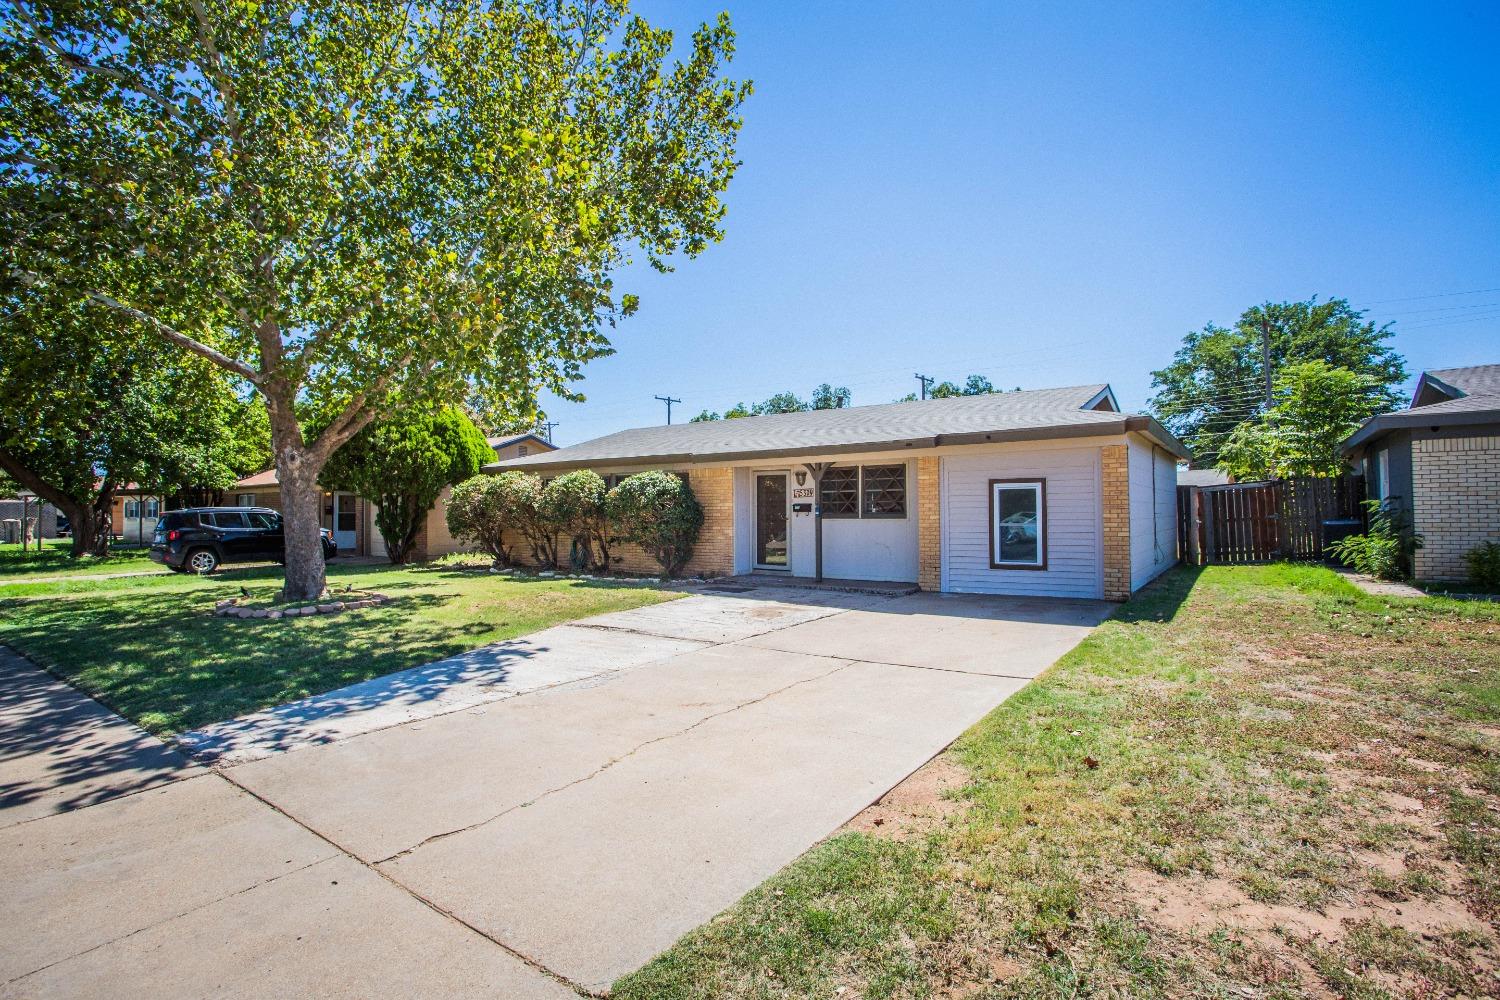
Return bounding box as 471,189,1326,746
1178,475,1365,565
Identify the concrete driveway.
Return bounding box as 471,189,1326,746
2,584,1110,998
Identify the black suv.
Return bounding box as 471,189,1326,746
150,507,338,574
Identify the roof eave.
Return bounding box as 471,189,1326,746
481,419,1157,474
1342,407,1500,454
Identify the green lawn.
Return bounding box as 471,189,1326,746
0,538,163,579
0,560,677,735
615,565,1500,1000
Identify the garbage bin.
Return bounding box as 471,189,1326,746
1321,518,1364,564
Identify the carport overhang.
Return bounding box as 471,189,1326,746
484,416,1190,475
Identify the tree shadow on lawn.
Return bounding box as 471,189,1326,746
0,585,489,737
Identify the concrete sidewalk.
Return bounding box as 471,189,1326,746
4,585,1111,997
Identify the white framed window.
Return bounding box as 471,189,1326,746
990,479,1047,570
236,493,257,507
1375,449,1390,501
124,500,140,519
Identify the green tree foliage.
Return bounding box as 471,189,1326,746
691,383,851,421
1216,362,1388,480
896,374,1003,402
2,1,748,597
319,406,491,563
446,474,514,567
0,296,267,555
1149,299,1406,467
605,471,702,576
539,469,611,571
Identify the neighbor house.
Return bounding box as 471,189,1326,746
487,385,1187,600
230,470,375,556
1343,363,1500,582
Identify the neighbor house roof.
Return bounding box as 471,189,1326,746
1343,362,1500,452
235,469,281,489
486,384,1190,473
486,432,556,451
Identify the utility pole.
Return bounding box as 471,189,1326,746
654,395,682,425
539,420,559,444
914,373,934,400
1260,318,1273,408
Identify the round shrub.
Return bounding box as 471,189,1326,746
605,471,703,577
491,471,556,567
539,470,610,572
446,474,512,566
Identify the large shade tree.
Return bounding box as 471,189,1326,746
1216,361,1389,480
1148,298,1406,467
1,0,748,598
0,295,269,555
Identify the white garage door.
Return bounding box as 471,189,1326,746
941,446,1104,598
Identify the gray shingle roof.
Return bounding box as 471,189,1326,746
1343,362,1500,452
1421,363,1500,402
486,384,1189,471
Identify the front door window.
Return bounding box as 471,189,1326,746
756,474,788,568
333,494,358,551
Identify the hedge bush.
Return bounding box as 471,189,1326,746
446,474,513,566
539,470,611,572
1465,541,1500,591
605,471,703,577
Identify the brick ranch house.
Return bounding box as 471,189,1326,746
1343,363,1500,582
488,385,1188,601
230,432,557,559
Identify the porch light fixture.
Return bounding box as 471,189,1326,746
794,470,807,486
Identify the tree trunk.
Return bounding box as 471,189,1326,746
86,484,115,557
277,449,327,602
0,448,96,558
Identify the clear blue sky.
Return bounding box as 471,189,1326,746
537,1,1500,445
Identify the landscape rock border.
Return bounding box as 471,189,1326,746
212,591,393,621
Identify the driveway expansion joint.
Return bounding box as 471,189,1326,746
212,766,598,999
372,658,859,866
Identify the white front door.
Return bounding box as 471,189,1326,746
333,493,358,551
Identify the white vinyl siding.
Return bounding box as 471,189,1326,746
942,446,1103,598
1128,437,1178,590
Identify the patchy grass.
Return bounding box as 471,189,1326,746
0,560,677,735
0,539,162,579
615,565,1500,1000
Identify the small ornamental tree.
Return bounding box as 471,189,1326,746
492,471,557,568
446,475,513,567
539,470,611,572
1216,361,1387,480
605,471,702,577
319,406,492,563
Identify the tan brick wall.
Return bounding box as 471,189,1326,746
1411,435,1500,582
1101,444,1131,601
917,457,941,591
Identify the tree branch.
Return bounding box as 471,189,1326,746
14,2,202,132
83,290,263,385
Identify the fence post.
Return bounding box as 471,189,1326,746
1187,487,1202,565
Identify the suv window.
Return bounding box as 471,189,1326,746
206,511,250,529
158,511,196,530
246,511,281,530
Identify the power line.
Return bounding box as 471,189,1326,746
653,394,681,425
1366,285,1500,304
913,373,934,400
538,420,559,443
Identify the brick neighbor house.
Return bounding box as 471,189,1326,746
487,385,1188,601
1343,363,1500,583
228,431,558,560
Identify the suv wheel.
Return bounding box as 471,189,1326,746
186,548,220,574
